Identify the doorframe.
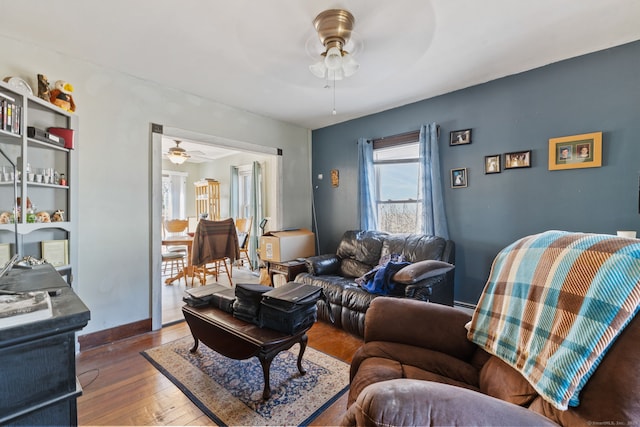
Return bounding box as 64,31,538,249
150,123,283,330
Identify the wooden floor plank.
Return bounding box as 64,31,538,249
77,319,362,426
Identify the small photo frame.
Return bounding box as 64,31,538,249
484,155,501,174
504,150,532,169
451,168,468,188
450,129,472,146
548,132,602,170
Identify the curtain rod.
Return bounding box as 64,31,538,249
371,125,440,147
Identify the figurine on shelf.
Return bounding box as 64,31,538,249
0,211,10,224
36,211,51,223
49,80,76,112
37,74,51,101
51,209,64,222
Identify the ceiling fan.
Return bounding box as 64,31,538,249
166,140,190,165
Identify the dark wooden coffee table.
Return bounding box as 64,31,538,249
182,304,311,399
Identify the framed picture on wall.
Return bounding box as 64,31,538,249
450,129,472,146
484,155,501,174
451,168,468,188
548,131,602,170
504,150,532,169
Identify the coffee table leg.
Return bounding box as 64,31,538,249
189,337,200,353
297,334,308,375
260,357,273,400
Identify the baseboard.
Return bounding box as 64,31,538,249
78,318,152,351
454,301,476,315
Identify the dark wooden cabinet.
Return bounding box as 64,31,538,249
0,265,90,426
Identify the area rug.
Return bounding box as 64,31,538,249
141,336,350,426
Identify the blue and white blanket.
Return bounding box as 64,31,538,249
467,230,640,410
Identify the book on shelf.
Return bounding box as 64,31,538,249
0,97,21,135
0,291,53,329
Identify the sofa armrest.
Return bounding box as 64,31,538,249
343,379,558,427
304,254,340,275
364,297,476,361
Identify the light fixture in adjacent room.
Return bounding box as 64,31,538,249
167,140,190,165
309,9,359,81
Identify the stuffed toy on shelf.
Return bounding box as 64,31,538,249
49,80,76,112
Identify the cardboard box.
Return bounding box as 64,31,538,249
260,229,315,262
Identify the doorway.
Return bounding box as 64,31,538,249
150,124,283,329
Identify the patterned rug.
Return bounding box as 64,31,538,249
141,335,350,426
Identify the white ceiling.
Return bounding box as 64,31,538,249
2,1,639,131
162,136,243,164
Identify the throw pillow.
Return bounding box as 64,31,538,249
392,260,454,284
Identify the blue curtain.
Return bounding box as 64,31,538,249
358,137,377,230
419,123,449,239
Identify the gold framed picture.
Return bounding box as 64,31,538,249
548,132,602,170
41,240,69,267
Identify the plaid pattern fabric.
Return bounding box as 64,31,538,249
191,218,240,266
468,230,640,410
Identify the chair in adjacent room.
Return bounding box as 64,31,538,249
161,218,190,286
163,218,189,255
235,217,253,269
161,251,186,285
191,218,240,286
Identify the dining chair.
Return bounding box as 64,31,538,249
191,218,240,286
235,217,253,269
164,218,189,255
162,251,186,285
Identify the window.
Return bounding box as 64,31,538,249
373,139,421,233
161,170,187,220
237,165,252,218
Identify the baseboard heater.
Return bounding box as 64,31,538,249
454,300,476,315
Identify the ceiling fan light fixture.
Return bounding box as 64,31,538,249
309,60,327,78
324,46,344,70
167,140,190,165
310,9,359,81
341,52,359,77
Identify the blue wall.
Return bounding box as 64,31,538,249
311,40,640,305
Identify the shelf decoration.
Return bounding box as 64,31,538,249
49,80,76,113
37,74,51,101
41,239,69,267
0,243,9,265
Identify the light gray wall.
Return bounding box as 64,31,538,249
1,36,311,335
312,40,640,304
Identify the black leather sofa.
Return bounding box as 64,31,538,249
294,230,455,337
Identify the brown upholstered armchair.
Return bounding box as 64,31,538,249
344,231,640,426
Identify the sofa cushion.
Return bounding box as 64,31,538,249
381,234,447,262
480,356,538,406
337,230,387,266
305,254,340,275
393,260,454,284
340,258,374,278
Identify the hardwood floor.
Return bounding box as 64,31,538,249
76,318,363,426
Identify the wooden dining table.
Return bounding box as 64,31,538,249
162,235,200,285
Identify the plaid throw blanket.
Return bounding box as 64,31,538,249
468,230,640,410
